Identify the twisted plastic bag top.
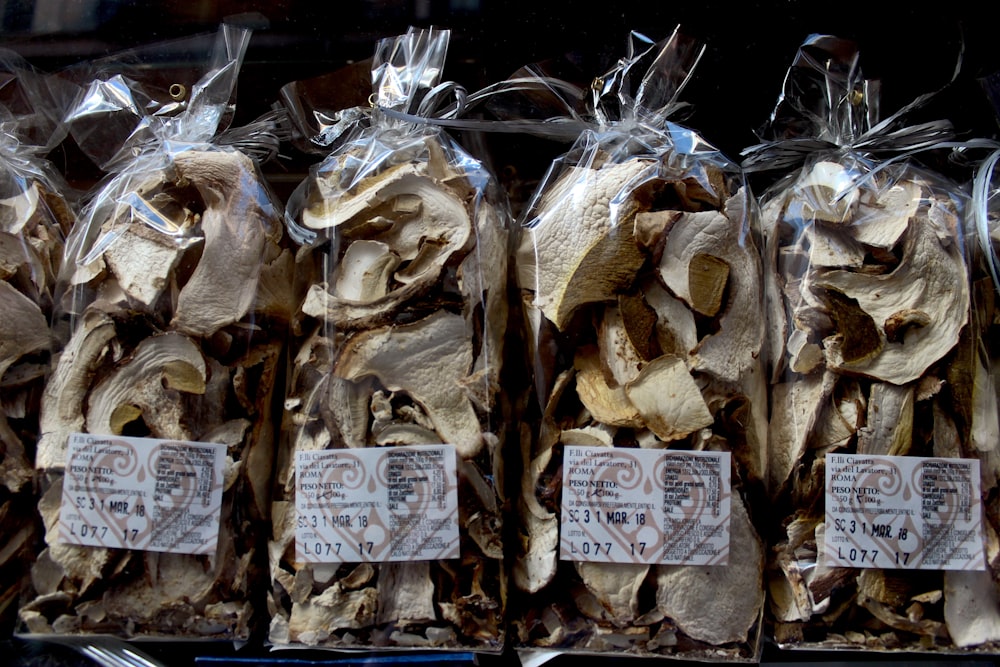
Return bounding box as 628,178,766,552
63,22,252,171
591,28,704,129
270,26,510,651
284,26,505,244
519,27,743,240
743,34,958,173
0,49,75,197
371,26,450,115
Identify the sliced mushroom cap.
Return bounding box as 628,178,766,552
0,232,26,280
100,552,218,628
513,491,558,595
1,230,50,305
299,157,473,329
0,182,41,236
332,240,401,302
574,562,649,626
376,561,436,626
653,194,765,385
37,309,116,471
170,149,281,336
598,304,646,386
851,178,920,249
655,496,763,645
515,369,572,595
0,280,51,381
102,222,185,308
808,225,866,270
642,276,698,358
85,332,207,440
784,160,860,225
809,206,969,385
516,159,653,330
856,382,914,456
458,201,509,385
334,311,481,458
623,355,713,442
768,371,836,494
573,347,642,428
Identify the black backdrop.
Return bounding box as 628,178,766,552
3,2,1000,665
3,0,1000,184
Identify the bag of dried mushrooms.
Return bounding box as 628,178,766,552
745,34,999,652
512,28,768,661
0,49,77,629
268,26,509,651
17,22,293,640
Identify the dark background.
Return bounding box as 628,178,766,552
3,2,1000,665
3,0,1000,194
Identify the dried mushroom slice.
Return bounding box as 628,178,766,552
36,309,117,472
516,159,652,331
335,311,481,458
784,161,860,226
85,332,207,439
650,194,765,385
623,355,713,442
102,223,185,308
171,150,280,336
0,182,42,234
655,497,763,645
299,147,475,331
574,562,649,625
0,281,51,393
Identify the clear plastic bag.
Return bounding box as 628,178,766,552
511,28,767,661
18,22,292,641
748,35,995,652
268,27,509,651
0,49,78,630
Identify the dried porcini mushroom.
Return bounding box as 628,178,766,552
335,311,481,458
271,118,509,650
516,159,651,331
22,146,289,640
513,130,767,658
761,154,991,651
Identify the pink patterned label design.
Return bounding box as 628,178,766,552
560,447,731,565
57,433,225,554
824,453,985,569
295,445,459,563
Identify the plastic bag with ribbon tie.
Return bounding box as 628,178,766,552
269,26,510,652
20,20,292,642
0,48,78,632
748,34,1000,653
510,27,768,661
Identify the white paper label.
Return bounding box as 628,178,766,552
295,444,459,563
824,453,985,570
58,433,225,554
560,447,731,565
